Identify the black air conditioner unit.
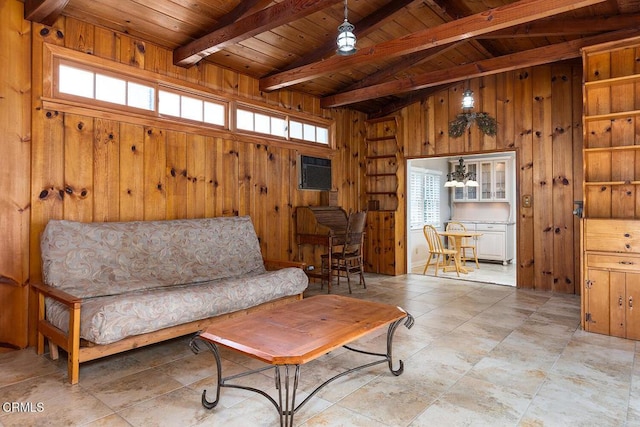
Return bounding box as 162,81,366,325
299,155,331,191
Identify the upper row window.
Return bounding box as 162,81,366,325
236,108,329,144
55,59,331,146
59,64,155,111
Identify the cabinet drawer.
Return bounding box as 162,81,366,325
584,219,640,253
476,223,507,232
586,253,640,272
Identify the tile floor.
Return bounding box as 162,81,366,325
1,273,639,427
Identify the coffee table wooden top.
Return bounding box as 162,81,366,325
199,295,408,365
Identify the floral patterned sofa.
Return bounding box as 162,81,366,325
32,216,308,384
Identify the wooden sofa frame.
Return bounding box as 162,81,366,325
33,259,305,384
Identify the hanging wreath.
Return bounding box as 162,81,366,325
448,112,497,138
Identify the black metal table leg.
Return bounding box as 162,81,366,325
190,310,414,427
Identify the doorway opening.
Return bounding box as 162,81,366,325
406,152,517,287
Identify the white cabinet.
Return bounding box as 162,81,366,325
479,160,507,201
449,157,511,203
475,222,515,265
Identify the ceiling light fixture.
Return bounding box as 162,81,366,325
336,0,356,56
461,87,475,110
444,158,478,188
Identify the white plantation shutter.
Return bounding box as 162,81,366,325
410,169,441,229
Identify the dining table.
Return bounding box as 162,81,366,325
437,230,483,274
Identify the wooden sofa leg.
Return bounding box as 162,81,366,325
37,292,46,355
68,303,81,385
50,343,59,360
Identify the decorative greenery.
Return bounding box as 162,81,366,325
448,112,497,138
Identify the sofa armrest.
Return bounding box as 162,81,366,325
264,259,307,271
31,281,81,307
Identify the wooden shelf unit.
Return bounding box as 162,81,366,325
581,36,640,339
362,116,404,276
365,117,400,212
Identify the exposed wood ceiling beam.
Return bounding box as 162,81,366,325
320,28,640,108
173,0,342,68
24,0,69,26
425,0,495,58
342,43,463,92
480,13,640,38
259,0,607,91
369,84,458,119
207,0,273,31
275,0,415,73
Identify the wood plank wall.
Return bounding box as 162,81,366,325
0,0,31,349
401,64,584,293
1,1,585,349
0,5,368,347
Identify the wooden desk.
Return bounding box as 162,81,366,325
438,230,482,274
191,295,413,426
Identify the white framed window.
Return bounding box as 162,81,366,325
236,108,330,145
58,63,155,111
48,46,333,148
410,168,441,229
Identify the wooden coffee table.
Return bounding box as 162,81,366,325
190,294,414,427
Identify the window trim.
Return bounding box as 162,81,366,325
42,43,335,152
410,168,442,230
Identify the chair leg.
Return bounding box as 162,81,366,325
358,258,366,289
452,254,461,277
473,248,479,267
423,253,433,275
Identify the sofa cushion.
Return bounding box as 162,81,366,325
41,216,267,298
45,267,308,345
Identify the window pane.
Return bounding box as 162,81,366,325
254,113,270,134
316,127,329,144
181,96,203,121
204,102,225,126
270,117,287,137
158,91,180,116
59,64,94,98
128,82,154,110
303,124,316,142
95,74,126,104
237,109,254,131
289,120,303,139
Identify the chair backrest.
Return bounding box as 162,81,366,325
343,211,367,255
446,221,467,232
423,224,450,254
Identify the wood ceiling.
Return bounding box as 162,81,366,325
24,0,640,117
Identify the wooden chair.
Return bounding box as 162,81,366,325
322,210,367,293
422,224,461,277
446,221,479,267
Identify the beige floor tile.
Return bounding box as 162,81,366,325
4,270,640,426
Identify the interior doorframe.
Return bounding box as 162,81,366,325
405,150,519,287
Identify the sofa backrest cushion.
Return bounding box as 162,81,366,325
41,216,267,298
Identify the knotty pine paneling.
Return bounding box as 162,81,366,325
401,63,584,292
16,15,366,347
0,0,31,349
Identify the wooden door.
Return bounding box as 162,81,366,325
584,268,610,335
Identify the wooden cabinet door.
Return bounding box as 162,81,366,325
585,268,611,335
609,271,626,338
626,273,640,340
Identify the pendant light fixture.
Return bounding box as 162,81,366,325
461,84,475,110
336,0,356,56
444,158,478,188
